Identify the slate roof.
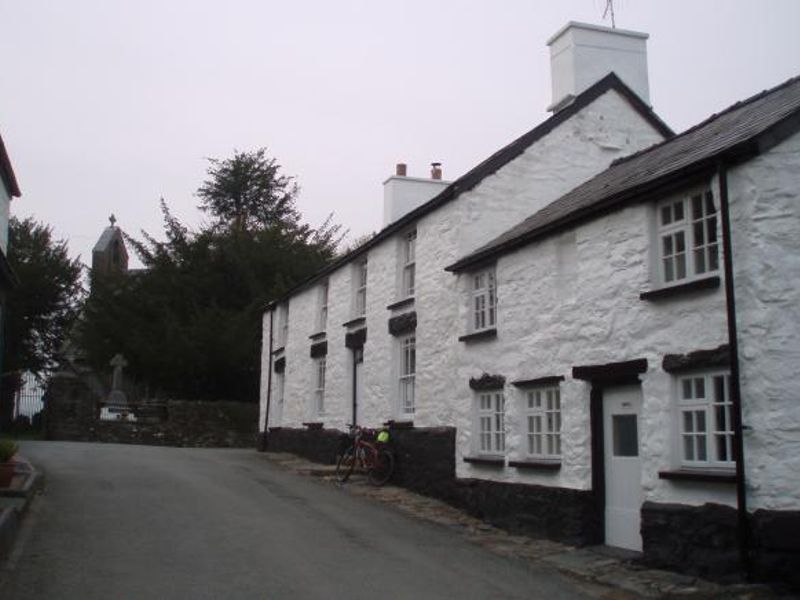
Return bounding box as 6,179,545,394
93,226,121,253
266,73,673,308
0,133,21,198
447,74,800,272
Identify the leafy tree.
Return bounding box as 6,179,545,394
4,217,83,376
197,148,302,233
0,217,82,430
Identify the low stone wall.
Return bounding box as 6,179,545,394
45,375,257,448
263,425,598,546
265,427,346,464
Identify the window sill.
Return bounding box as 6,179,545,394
458,328,497,343
383,420,414,429
658,469,736,483
640,276,720,301
508,459,562,471
386,297,414,311
302,422,324,430
463,455,505,467
308,331,326,341
342,316,366,328
271,346,285,355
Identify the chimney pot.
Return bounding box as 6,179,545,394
396,163,407,177
431,162,442,180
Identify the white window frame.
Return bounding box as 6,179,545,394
398,334,415,416
313,356,326,416
400,229,416,299
523,386,562,459
676,370,734,470
354,259,368,316
475,391,505,455
656,188,719,286
317,280,329,331
470,268,496,333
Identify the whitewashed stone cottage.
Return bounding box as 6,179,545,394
259,22,800,584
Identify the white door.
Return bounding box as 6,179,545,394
603,385,643,551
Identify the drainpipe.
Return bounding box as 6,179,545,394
351,352,357,426
261,308,274,451
718,162,751,579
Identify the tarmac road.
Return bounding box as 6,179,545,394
0,441,601,600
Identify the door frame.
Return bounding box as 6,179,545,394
573,358,648,546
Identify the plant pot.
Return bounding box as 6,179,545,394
0,461,14,488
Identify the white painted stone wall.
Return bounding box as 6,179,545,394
454,130,800,512
259,87,667,457
729,132,800,511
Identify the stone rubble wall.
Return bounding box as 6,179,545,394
45,373,257,448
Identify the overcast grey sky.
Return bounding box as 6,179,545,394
2,1,799,269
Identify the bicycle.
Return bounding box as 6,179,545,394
335,424,395,486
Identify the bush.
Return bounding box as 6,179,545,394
0,439,18,462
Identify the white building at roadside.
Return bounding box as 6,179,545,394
259,22,800,585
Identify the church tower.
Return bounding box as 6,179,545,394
91,214,128,279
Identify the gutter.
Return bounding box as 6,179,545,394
260,309,274,451
717,161,751,579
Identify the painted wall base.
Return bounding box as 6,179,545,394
642,501,800,589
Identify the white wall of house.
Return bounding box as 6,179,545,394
730,131,800,512
453,129,800,513
259,87,667,440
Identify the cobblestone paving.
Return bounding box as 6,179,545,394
260,453,786,600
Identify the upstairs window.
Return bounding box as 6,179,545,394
476,391,505,455
401,230,416,298
277,303,289,347
355,259,368,316
524,386,561,458
677,371,734,469
471,269,496,332
318,281,329,331
398,335,416,416
658,189,719,285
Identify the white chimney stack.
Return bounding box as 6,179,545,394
546,21,650,113
383,162,449,226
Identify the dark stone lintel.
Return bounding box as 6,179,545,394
508,459,562,471
345,328,367,349
458,328,497,343
463,456,505,466
271,346,285,356
469,373,506,391
512,375,565,388
572,358,647,384
308,331,326,341
309,341,328,358
388,311,417,336
386,297,414,311
640,276,720,301
663,345,730,373
658,469,736,483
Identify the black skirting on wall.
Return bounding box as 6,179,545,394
642,501,800,588
263,425,599,546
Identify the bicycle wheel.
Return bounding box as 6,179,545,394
367,448,394,486
335,446,356,483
